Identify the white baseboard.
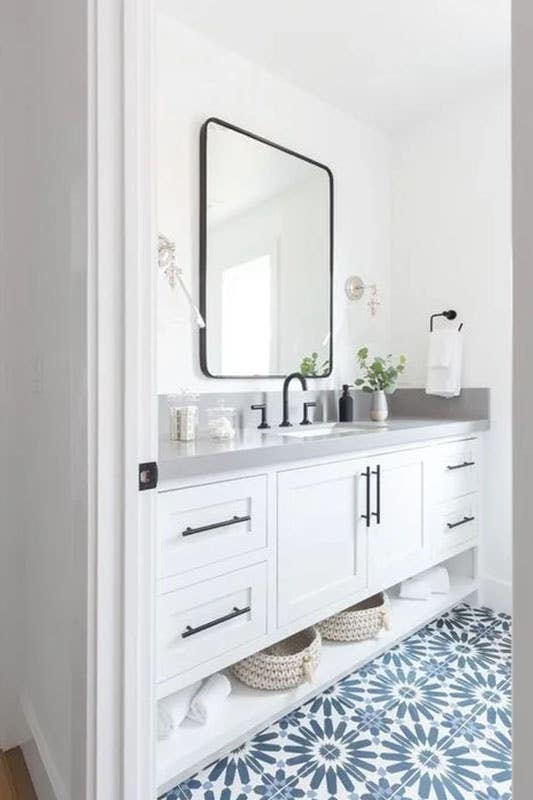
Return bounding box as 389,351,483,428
20,694,66,800
21,738,58,800
479,576,513,614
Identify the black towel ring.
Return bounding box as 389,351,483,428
430,310,457,332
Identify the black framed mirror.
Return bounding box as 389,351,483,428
199,118,334,379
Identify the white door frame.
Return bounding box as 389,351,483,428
88,0,156,797
123,0,157,796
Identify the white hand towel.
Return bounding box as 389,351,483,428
428,329,455,368
427,566,450,594
187,673,231,725
425,329,462,398
157,680,201,740
399,573,432,600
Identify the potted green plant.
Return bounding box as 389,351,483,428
355,347,407,421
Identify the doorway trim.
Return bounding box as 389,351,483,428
88,0,157,796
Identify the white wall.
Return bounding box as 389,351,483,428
0,2,88,798
390,85,512,611
157,14,392,394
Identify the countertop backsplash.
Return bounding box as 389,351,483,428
158,387,489,439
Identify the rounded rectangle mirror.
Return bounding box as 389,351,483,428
200,118,333,378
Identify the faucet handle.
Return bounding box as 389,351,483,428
251,403,270,429
300,401,317,426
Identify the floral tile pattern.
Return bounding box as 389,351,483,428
162,604,512,800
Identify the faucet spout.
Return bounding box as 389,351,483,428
280,372,308,427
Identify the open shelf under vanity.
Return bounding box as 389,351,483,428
157,568,479,795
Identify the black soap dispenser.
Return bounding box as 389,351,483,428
339,385,354,422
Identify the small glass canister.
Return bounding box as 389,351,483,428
168,391,199,442
207,400,237,440
178,405,198,441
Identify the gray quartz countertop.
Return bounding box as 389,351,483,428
158,417,489,487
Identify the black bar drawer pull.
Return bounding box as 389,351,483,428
447,515,475,530
361,467,371,527
372,464,381,525
446,461,475,471
181,605,251,638
182,514,251,537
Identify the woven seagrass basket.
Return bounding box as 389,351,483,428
230,627,321,690
318,592,390,642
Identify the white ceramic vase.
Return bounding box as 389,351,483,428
370,390,389,422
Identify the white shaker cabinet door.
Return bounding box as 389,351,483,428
366,449,427,588
277,459,368,627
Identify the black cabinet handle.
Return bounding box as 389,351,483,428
447,515,475,529
181,605,251,638
446,461,475,471
361,466,371,527
182,514,251,537
372,464,381,525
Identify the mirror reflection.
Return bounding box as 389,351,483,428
200,119,333,378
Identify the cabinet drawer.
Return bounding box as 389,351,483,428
433,494,478,558
426,439,479,501
158,476,267,578
157,563,267,682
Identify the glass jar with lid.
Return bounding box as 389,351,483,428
206,400,237,440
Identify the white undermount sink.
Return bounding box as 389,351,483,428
272,423,383,438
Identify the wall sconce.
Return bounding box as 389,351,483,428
345,275,381,317
158,233,206,328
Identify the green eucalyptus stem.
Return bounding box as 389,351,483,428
354,347,406,394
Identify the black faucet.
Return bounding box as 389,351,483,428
280,372,308,427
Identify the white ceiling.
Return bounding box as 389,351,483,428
158,0,510,130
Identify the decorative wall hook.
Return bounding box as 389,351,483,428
158,233,206,328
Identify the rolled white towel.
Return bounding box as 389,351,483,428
187,673,231,725
427,565,450,594
157,681,201,740
399,573,432,600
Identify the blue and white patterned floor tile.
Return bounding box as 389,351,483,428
376,627,438,671
161,604,512,800
305,670,375,725
433,604,496,635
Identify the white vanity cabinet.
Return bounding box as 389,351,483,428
277,458,368,626
156,432,483,793
156,435,481,684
